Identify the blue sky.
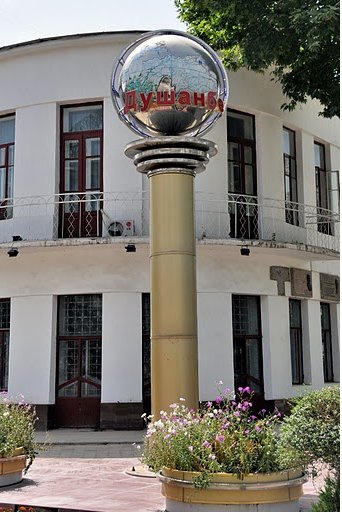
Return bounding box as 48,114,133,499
0,0,186,47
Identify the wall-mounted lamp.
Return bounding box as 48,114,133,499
8,248,19,258
12,235,22,242
125,244,136,253
240,246,250,256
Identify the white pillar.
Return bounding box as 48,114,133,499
261,296,292,399
301,300,324,388
9,295,56,403
101,292,142,403
197,292,234,400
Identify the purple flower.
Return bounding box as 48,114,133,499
255,425,261,432
202,440,211,448
244,429,250,435
234,411,240,417
215,434,225,443
215,395,222,404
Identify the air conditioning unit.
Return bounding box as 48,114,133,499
107,220,134,237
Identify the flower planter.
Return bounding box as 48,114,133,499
0,447,26,487
158,468,308,512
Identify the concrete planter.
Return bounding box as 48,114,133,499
0,447,26,487
158,468,307,512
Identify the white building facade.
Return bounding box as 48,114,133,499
0,32,339,430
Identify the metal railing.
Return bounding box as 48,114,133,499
0,191,339,253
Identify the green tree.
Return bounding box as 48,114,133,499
175,0,340,117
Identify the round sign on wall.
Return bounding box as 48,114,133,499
111,30,229,138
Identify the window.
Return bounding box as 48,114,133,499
289,299,304,384
314,142,331,234
227,110,258,239
232,295,263,394
142,293,151,416
60,104,103,238
57,294,102,398
0,299,10,391
0,116,15,220
283,128,299,225
320,303,334,382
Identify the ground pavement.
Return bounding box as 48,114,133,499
0,429,324,512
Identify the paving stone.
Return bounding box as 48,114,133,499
0,433,324,512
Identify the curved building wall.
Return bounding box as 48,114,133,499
0,32,339,429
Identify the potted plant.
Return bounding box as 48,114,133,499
141,384,307,511
0,392,39,487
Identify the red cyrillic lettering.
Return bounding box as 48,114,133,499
207,91,217,109
156,90,175,106
193,92,205,107
217,98,224,112
140,92,154,111
124,90,137,114
177,90,191,106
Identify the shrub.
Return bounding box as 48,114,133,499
278,387,340,476
312,476,340,512
278,387,340,512
0,392,39,471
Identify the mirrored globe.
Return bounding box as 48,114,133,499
111,30,229,137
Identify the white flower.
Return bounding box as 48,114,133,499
141,412,147,418
209,454,216,460
154,419,164,429
179,397,186,402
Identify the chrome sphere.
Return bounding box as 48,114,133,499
111,30,229,137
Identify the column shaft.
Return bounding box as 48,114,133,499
150,171,199,416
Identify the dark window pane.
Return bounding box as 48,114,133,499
58,339,78,386
0,300,10,329
0,117,15,144
63,106,103,133
289,299,301,328
245,165,254,195
228,112,254,139
232,295,260,335
321,303,334,382
289,300,303,384
314,142,325,168
58,295,102,336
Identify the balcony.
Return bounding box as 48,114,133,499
0,192,339,256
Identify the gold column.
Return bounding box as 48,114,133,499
125,136,217,419
149,169,198,416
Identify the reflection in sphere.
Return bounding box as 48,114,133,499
111,30,229,138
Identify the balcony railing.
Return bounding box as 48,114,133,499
0,192,339,254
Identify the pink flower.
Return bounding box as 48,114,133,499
215,434,224,443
